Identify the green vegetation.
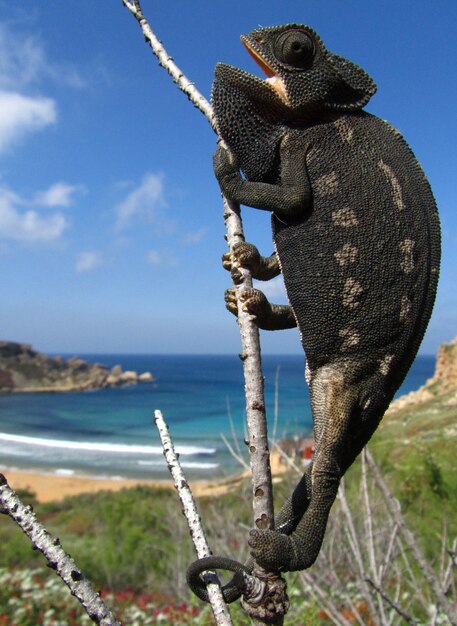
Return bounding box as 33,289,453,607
1,363,455,623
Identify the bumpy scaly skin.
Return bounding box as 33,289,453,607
213,24,440,572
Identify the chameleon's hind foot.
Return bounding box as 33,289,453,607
248,529,295,572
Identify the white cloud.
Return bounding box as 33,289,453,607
0,90,56,154
34,182,84,208
146,249,178,267
181,228,208,245
114,173,167,231
0,186,68,242
75,251,103,273
0,22,85,90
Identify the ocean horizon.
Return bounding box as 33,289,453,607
0,353,435,481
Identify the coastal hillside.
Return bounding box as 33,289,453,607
368,336,457,543
0,341,154,393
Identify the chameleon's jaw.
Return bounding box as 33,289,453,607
241,36,288,103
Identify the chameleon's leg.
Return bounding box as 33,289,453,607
225,287,297,331
249,367,358,571
214,135,311,219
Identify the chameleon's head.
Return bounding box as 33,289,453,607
213,24,376,125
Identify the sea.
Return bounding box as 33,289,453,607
0,354,435,481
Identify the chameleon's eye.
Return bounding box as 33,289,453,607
274,30,315,68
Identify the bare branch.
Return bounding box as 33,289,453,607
154,410,233,626
337,480,379,624
221,432,250,470
300,571,353,626
366,578,419,626
123,3,286,620
122,0,215,129
0,474,120,626
365,448,457,625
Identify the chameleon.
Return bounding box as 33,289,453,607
212,24,441,574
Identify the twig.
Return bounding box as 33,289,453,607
300,571,353,626
221,432,249,470
338,479,380,624
361,449,388,624
154,410,233,626
271,365,281,444
122,0,215,129
365,448,457,625
123,3,284,623
226,396,247,466
366,578,419,626
0,474,120,626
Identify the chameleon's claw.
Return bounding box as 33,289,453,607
224,288,238,316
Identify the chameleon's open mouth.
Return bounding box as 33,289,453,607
241,36,288,102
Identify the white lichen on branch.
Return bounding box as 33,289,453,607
154,410,234,626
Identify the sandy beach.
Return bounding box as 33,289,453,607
1,467,246,502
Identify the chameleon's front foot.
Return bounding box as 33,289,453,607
225,288,297,331
224,287,270,322
222,242,261,274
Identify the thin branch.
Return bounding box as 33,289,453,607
122,3,284,623
300,571,353,626
337,480,380,624
226,396,247,465
271,365,281,444
0,474,120,626
221,432,250,470
154,410,233,626
122,0,215,129
361,449,388,624
365,448,457,625
366,578,419,626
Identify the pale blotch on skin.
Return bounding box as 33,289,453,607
399,239,415,273
334,117,354,143
339,327,360,351
307,145,321,163
334,243,358,266
342,278,363,308
332,207,359,227
400,295,412,322
314,171,339,196
379,354,394,376
378,159,405,211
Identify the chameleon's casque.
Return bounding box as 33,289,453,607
211,24,440,574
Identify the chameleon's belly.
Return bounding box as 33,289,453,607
273,115,440,387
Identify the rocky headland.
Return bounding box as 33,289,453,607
388,336,457,412
0,341,154,393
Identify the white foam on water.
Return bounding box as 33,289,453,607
0,432,216,456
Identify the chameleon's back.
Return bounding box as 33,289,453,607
273,111,440,397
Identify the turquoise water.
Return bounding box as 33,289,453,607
0,354,435,479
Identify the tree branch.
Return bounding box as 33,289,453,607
154,410,233,626
365,448,457,625
0,474,120,626
122,3,285,623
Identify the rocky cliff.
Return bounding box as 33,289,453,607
388,336,457,412
0,341,154,393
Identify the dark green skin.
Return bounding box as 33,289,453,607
212,24,440,573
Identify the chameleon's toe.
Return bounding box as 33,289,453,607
224,288,238,315
248,529,294,572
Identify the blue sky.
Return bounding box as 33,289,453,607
0,1,455,355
